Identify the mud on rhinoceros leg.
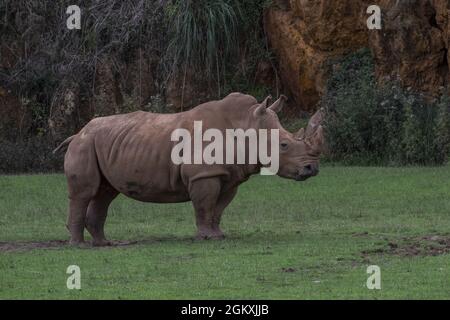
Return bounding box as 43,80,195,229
189,178,222,240
212,187,238,239
85,181,119,247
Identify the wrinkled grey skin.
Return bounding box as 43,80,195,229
54,92,324,245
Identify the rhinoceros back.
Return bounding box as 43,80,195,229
70,93,258,202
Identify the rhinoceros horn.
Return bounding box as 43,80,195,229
309,125,324,152
306,108,325,152
305,107,324,136
294,108,325,151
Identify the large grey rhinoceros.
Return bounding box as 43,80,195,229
54,92,324,245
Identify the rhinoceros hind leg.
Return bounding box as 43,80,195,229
65,136,101,245
86,182,119,247
189,178,221,240
67,199,90,245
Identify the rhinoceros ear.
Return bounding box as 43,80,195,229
254,95,272,117
305,107,325,136
269,95,288,113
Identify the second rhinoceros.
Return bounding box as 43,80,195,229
54,92,324,245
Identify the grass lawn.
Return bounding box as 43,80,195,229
0,166,449,299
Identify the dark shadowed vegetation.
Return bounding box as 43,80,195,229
0,0,275,173
322,49,450,166
1,2,449,172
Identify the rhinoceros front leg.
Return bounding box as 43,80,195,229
211,187,238,239
189,178,222,240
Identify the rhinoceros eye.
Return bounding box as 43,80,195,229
280,142,288,150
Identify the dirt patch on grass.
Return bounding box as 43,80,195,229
281,267,297,273
0,236,197,252
361,235,450,258
0,240,141,252
0,240,69,252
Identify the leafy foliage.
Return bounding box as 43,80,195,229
0,0,167,101
0,137,63,174
0,0,274,173
323,49,450,166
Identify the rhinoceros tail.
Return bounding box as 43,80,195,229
53,135,75,154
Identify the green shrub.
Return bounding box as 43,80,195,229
434,95,450,163
0,137,63,174
323,49,450,166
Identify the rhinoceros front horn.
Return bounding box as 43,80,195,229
294,108,325,151
303,108,325,152
310,125,324,152
305,108,325,137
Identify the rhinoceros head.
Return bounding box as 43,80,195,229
253,95,325,181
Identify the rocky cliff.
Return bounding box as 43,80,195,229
1,0,449,141
265,0,449,110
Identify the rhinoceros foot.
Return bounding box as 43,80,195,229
195,229,225,240
91,239,113,247
68,240,91,248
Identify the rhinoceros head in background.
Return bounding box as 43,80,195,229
254,95,325,181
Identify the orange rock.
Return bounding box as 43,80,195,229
369,0,448,97
264,0,369,111
265,0,449,110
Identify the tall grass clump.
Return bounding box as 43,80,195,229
166,0,238,94
165,0,275,100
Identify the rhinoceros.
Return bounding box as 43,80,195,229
54,92,324,245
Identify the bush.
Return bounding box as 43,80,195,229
0,137,63,174
323,49,450,166
0,0,274,174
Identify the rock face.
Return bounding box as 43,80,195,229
2,1,449,143
369,0,449,96
265,0,450,110
265,0,370,110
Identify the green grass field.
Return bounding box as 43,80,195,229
0,166,449,299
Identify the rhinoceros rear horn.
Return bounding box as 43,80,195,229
254,95,272,116
294,127,305,140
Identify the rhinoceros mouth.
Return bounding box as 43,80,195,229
295,174,310,182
